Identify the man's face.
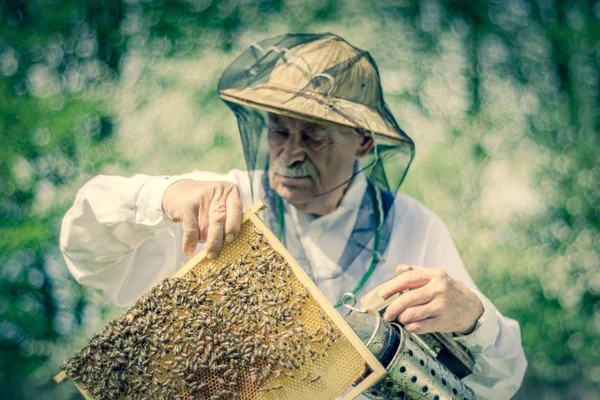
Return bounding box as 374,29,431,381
267,113,371,210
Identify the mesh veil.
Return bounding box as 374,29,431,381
218,33,415,301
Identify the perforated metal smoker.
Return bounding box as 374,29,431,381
342,296,475,400
55,202,385,400
363,324,474,400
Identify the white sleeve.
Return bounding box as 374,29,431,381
59,170,252,307
422,218,527,400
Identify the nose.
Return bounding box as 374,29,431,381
278,133,305,166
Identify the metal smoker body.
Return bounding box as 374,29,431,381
342,294,476,400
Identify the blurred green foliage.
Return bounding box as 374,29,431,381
0,0,598,399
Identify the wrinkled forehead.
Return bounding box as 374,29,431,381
267,113,323,131
267,113,361,142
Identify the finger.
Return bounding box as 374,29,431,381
224,186,243,243
379,270,433,299
404,317,437,334
181,210,200,257
197,210,208,243
395,264,423,275
397,303,437,325
205,195,227,259
382,286,435,321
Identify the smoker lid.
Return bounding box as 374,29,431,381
343,310,382,348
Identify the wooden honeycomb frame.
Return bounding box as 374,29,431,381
55,201,385,399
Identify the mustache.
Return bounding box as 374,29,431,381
270,158,319,179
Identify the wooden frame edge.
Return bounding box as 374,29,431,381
54,371,94,400
73,382,95,400
341,371,385,400
53,370,66,383
246,211,386,399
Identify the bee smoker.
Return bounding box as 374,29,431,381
341,293,476,399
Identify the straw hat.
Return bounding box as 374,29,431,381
219,34,408,144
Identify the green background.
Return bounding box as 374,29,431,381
1,0,598,398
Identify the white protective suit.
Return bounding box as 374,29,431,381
60,169,527,399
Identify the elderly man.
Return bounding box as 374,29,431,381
60,33,526,398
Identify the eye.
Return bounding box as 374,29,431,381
268,129,289,145
302,131,324,146
272,130,289,137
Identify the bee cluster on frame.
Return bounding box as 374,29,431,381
62,229,341,400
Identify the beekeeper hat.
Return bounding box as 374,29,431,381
219,33,411,144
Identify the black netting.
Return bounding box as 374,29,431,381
218,33,415,302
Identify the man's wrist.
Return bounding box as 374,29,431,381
456,303,485,336
136,176,184,226
455,293,485,336
453,296,499,352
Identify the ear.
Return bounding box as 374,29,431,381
355,135,374,158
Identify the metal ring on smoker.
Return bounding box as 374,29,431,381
341,292,368,314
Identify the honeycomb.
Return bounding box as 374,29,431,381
59,205,378,400
187,219,367,400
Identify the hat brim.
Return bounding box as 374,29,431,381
219,85,410,145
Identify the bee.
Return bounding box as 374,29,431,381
311,335,323,343
283,320,294,328
325,337,334,348
249,370,258,382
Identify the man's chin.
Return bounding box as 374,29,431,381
271,184,313,204
275,188,311,203
269,173,316,202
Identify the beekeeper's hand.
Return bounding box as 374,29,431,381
379,265,484,335
162,180,243,259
